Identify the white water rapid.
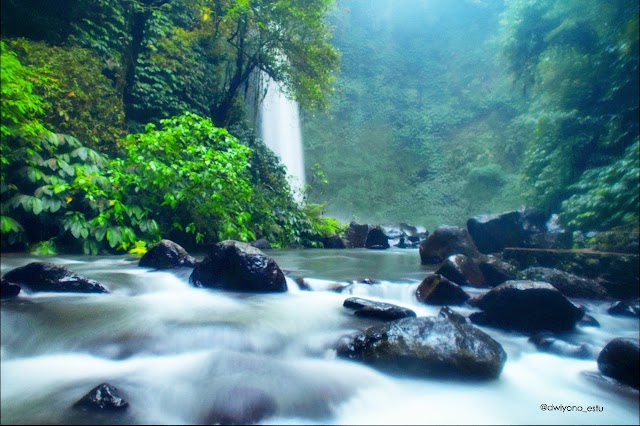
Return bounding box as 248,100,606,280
1,251,638,425
260,76,306,201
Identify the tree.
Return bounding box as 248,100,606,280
501,0,639,230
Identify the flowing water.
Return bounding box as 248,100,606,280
1,250,638,425
260,76,306,201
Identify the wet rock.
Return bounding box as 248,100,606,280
578,314,600,328
1,278,21,299
138,239,197,269
607,300,640,318
435,254,486,287
517,267,609,300
73,383,128,411
416,274,470,305
322,235,347,249
250,238,273,250
345,222,371,248
466,208,550,254
343,297,416,320
365,227,390,250
468,280,583,333
529,332,595,359
336,316,507,379
478,256,517,287
419,225,481,264
189,240,287,292
597,338,640,389
438,306,468,325
394,237,408,248
502,247,639,299
2,262,109,293
204,386,277,425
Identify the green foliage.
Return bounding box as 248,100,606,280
0,41,48,158
560,139,639,230
503,0,639,230
113,112,255,245
1,131,159,254
6,38,126,153
304,202,346,238
29,239,58,256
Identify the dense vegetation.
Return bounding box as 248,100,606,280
501,0,639,231
1,0,341,254
303,0,638,232
1,0,638,255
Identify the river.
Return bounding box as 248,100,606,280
1,249,638,425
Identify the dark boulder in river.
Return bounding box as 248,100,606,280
1,278,21,299
336,316,507,379
517,267,609,300
597,337,640,389
466,209,548,254
345,222,371,248
435,254,486,288
415,274,470,306
73,382,129,411
189,240,287,292
138,239,197,269
2,262,109,293
468,280,583,333
343,297,416,320
364,227,390,250
419,225,480,264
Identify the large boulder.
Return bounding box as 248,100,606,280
2,262,109,293
478,256,517,287
189,240,287,292
466,209,550,254
322,235,348,249
73,383,129,411
597,338,640,389
336,316,507,379
345,222,371,248
343,297,416,320
468,280,583,333
138,239,197,269
364,227,390,250
435,254,486,287
416,274,470,305
1,278,21,299
502,247,639,299
419,225,480,264
517,267,609,300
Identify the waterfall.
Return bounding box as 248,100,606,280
260,76,306,202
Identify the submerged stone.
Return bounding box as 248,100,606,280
343,297,416,320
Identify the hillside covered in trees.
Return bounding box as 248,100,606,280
1,0,638,255
304,0,639,232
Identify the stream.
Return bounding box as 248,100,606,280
1,249,638,425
